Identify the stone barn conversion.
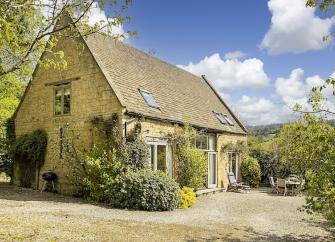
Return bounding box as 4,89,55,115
13,30,247,193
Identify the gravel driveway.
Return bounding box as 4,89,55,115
0,183,334,241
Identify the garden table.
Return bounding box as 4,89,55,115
286,180,301,195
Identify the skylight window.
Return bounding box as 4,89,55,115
213,111,234,126
214,111,227,124
223,114,234,126
139,89,159,108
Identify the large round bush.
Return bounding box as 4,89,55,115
108,169,181,211
241,156,261,187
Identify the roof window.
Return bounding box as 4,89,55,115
213,111,234,126
139,89,159,109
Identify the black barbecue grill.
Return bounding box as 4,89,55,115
41,171,57,193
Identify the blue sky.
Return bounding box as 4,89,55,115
100,0,335,125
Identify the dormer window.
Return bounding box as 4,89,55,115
139,89,159,109
213,111,234,126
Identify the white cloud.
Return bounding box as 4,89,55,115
229,69,335,125
178,53,270,89
87,2,126,37
224,51,245,60
275,68,335,114
233,95,283,125
261,0,335,54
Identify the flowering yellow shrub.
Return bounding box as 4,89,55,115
179,186,196,209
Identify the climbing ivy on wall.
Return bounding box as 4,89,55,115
11,129,47,187
11,129,48,168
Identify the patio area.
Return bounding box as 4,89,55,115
0,183,334,241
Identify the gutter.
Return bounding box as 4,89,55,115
125,111,247,136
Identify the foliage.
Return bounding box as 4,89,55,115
81,146,123,201
275,116,335,177
107,169,181,211
11,129,48,169
248,137,280,184
221,140,248,155
305,170,335,223
0,77,25,129
0,0,135,80
91,116,149,171
273,115,335,224
172,124,207,190
247,123,283,139
240,156,261,187
0,118,16,176
179,186,196,209
123,135,149,170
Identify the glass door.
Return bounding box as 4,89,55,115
157,145,167,172
228,152,239,180
208,152,217,188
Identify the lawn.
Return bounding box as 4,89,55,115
0,184,334,241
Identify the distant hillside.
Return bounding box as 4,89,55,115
248,119,335,138
247,123,283,138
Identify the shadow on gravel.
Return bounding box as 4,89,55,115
0,183,87,205
187,227,335,242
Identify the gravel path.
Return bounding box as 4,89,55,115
0,184,334,241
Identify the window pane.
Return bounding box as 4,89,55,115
208,153,217,185
232,153,237,178
167,145,173,177
140,90,159,108
208,135,215,151
54,89,62,115
63,87,71,114
150,145,155,169
196,134,208,150
214,112,227,124
223,115,234,126
157,145,166,172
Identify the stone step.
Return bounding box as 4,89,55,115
195,187,226,197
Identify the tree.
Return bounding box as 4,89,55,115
275,115,335,224
296,1,335,115
0,75,25,132
0,0,134,81
248,137,280,183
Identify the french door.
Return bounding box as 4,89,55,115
228,152,239,180
207,152,217,188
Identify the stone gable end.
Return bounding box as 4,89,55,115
14,35,123,193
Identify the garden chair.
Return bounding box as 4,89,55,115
269,176,277,193
276,178,287,196
227,172,251,192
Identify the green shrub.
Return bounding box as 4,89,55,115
179,186,196,209
108,169,181,211
241,156,261,187
81,149,123,202
176,147,207,189
122,136,149,170
173,124,207,190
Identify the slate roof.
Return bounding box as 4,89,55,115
84,34,247,134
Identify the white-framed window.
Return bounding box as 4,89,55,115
54,84,71,116
147,139,173,177
194,134,216,151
